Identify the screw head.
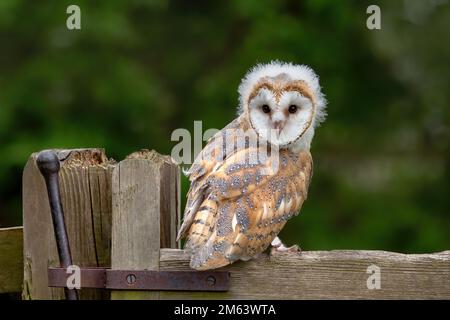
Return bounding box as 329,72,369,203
126,273,137,285
206,275,216,287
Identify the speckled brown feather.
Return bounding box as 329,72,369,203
177,116,313,270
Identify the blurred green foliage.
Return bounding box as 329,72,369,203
0,0,449,252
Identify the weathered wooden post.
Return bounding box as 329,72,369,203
110,150,180,300
22,149,115,299
22,148,180,300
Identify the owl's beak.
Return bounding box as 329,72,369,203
273,121,285,136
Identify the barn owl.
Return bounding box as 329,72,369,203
177,61,326,270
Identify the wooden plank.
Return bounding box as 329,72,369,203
160,158,180,249
2,223,448,299
88,165,115,268
111,150,179,300
0,227,23,293
22,149,115,299
176,164,181,249
158,249,450,299
125,150,179,249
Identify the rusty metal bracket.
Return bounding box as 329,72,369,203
48,267,230,292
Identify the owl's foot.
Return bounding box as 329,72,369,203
270,237,302,255
277,244,301,253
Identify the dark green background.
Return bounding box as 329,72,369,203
0,1,449,252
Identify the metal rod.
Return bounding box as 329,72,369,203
37,150,78,300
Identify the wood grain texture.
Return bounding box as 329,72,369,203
0,227,23,293
22,149,115,299
111,150,179,300
158,249,450,300
159,158,181,249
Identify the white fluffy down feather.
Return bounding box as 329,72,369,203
238,60,327,127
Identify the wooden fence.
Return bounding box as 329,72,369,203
0,148,449,299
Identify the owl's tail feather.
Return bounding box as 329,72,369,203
177,196,202,242
189,233,253,270
184,199,218,252
189,234,234,270
189,224,252,270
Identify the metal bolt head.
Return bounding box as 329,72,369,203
36,151,61,175
126,273,137,285
206,275,216,287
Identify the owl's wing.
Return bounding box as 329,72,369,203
177,117,246,241
180,137,313,270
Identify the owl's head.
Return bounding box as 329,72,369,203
238,61,326,150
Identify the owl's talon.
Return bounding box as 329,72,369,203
270,236,301,255
286,244,302,254
270,243,302,255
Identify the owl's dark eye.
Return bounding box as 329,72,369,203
261,104,271,114
288,105,298,114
